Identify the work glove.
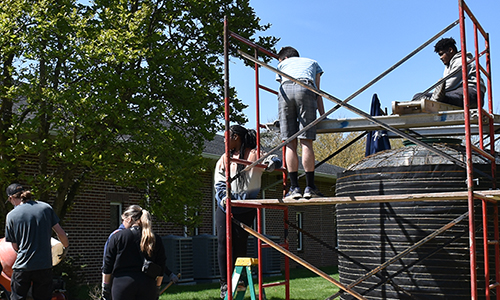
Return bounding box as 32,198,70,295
101,282,112,300
263,154,282,172
169,272,179,284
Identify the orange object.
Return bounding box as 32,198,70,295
0,238,16,292
51,291,67,300
0,237,65,295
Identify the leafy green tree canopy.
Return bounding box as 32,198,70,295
0,0,278,227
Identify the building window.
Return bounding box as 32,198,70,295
296,212,303,251
110,202,123,231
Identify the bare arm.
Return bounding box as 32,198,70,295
53,223,69,248
102,273,112,284
316,73,325,115
156,276,163,286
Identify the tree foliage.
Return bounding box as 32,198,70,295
315,133,404,169
261,127,404,170
0,0,278,227
260,128,366,169
313,132,365,169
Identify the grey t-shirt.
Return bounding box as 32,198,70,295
5,200,59,270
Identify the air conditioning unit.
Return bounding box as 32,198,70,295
192,234,220,280
261,235,281,275
248,236,282,276
161,235,193,282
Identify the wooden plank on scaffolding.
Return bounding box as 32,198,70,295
263,122,500,138
391,98,462,115
231,190,500,207
386,125,500,138
233,219,368,300
311,110,500,134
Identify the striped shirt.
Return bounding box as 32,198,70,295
276,57,323,87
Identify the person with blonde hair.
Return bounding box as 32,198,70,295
102,205,167,300
5,183,69,300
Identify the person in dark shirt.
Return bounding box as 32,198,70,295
102,205,178,284
5,183,69,300
102,205,168,300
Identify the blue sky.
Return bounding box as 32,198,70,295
229,0,500,129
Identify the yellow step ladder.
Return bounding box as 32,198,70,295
225,257,265,300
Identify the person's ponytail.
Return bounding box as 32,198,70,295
139,209,156,257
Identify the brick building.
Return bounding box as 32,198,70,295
14,133,343,285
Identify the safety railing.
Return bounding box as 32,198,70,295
224,17,290,300
459,1,499,299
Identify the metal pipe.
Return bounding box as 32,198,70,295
459,2,478,299
223,16,234,300
475,24,485,150
255,48,261,159
486,33,500,300
257,208,263,300
284,206,290,300
229,31,278,59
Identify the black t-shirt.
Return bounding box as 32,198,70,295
102,226,168,276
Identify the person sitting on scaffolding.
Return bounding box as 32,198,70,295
412,37,486,109
214,124,281,299
276,46,325,200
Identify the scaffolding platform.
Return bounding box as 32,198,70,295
264,110,500,137
316,110,500,134
232,190,500,207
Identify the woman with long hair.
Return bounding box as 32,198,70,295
214,125,281,298
102,205,166,300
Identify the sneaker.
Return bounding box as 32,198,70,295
303,186,324,199
220,281,227,299
284,187,302,200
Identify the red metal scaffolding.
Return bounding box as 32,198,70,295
223,17,290,300
459,1,499,299
222,0,499,299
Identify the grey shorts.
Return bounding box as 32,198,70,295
278,81,318,141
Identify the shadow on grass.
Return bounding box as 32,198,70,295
75,266,340,300
161,266,339,300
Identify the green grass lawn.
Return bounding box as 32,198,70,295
160,266,340,300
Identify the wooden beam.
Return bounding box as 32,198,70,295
231,190,500,207
234,220,368,300
316,111,500,134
